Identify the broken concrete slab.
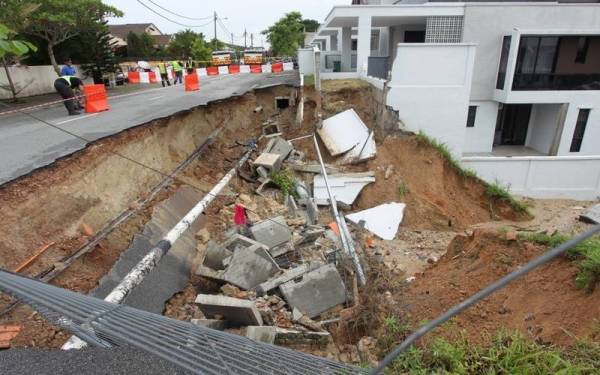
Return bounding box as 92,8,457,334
255,260,324,296
202,241,232,270
313,172,376,206
195,264,226,281
287,164,340,175
195,294,263,326
245,326,331,348
190,319,226,331
346,202,406,240
580,203,600,224
253,152,282,172
223,245,280,290
317,109,376,164
279,264,346,318
264,137,293,159
222,234,269,253
250,216,292,249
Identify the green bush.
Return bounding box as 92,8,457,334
486,181,529,213
270,169,298,198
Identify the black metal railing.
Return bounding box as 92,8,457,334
512,73,600,91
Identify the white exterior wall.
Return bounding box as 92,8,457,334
298,48,316,75
387,43,476,156
462,156,600,200
463,100,498,154
0,65,85,99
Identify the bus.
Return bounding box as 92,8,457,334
211,51,234,66
242,49,266,65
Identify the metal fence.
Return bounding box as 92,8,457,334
0,270,366,375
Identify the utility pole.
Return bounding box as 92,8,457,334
213,11,217,49
250,33,254,48
244,29,247,49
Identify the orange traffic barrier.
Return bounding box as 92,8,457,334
206,66,219,76
83,84,109,113
228,65,240,74
250,65,262,74
185,73,200,91
127,71,140,83
148,71,158,83
272,62,283,73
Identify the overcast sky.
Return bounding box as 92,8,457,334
103,0,346,47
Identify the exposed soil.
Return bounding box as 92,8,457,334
356,136,523,231
0,85,297,348
399,228,600,347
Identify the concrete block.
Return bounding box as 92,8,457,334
222,234,269,253
203,241,232,270
253,152,282,172
245,326,330,348
264,137,293,160
195,294,263,326
190,319,226,331
223,245,280,290
195,264,226,281
279,264,346,318
255,261,324,296
580,204,600,224
250,216,292,250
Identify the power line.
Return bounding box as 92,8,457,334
136,0,213,28
145,0,212,21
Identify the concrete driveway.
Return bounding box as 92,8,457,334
0,71,299,185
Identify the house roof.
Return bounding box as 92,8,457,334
152,34,172,47
108,23,162,40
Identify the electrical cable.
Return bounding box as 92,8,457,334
136,0,213,28
145,0,212,21
372,223,600,374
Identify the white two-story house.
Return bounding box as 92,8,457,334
308,0,600,199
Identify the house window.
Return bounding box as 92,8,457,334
575,36,589,64
570,109,590,152
466,106,477,128
496,36,511,90
351,39,357,51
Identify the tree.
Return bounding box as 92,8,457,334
0,23,37,101
2,0,123,75
127,32,154,58
209,38,226,51
80,20,119,84
191,38,211,64
168,29,204,59
262,12,304,56
302,19,320,33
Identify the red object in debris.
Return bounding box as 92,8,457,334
0,325,22,349
328,222,340,236
234,204,248,225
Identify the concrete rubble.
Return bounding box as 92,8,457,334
317,109,376,164
186,115,406,353
580,203,600,224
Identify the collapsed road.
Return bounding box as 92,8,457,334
0,71,298,185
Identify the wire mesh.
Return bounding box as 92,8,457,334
0,270,367,375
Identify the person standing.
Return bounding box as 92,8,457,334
171,59,183,85
54,75,84,116
60,58,76,76
158,59,170,87
185,57,194,74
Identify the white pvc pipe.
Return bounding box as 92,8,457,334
63,149,253,350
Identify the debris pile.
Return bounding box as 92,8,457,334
185,108,407,359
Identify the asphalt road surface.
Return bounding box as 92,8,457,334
0,71,299,185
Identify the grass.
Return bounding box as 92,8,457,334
518,232,600,291
486,181,530,213
415,131,529,214
270,169,298,198
396,182,409,199
386,332,600,374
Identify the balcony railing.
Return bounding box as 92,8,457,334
512,73,600,91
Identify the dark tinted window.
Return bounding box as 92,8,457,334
575,36,589,63
467,106,477,127
496,36,511,89
570,109,590,152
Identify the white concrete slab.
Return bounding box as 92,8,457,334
346,202,406,240
317,109,376,163
313,172,375,206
